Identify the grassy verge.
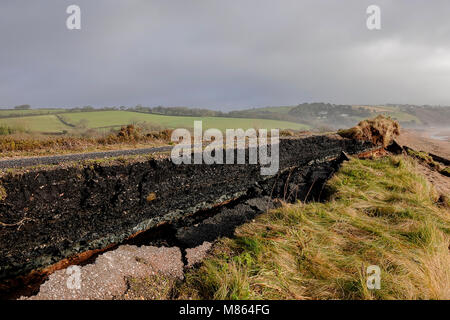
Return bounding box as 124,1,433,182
179,156,450,300
0,125,172,158
406,149,450,177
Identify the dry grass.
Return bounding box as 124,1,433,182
0,125,173,158
338,115,400,147
179,156,450,300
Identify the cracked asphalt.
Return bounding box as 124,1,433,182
23,243,212,300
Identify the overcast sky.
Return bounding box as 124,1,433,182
1,0,450,110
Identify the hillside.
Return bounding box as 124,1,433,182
0,110,308,135
59,111,309,132
233,104,430,129
0,104,447,135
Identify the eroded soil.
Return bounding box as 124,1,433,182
397,128,450,159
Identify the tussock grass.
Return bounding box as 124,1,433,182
338,115,400,147
179,156,450,300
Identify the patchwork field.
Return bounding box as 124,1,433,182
0,110,309,134
62,111,310,131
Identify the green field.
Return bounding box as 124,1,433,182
0,114,69,133
0,110,309,134
382,110,421,123
352,105,422,124
60,111,309,131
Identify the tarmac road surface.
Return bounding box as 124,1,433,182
0,145,173,169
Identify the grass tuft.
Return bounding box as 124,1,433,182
338,115,400,147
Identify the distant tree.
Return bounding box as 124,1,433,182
14,104,31,110
81,106,94,111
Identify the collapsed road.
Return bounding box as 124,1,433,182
0,134,377,298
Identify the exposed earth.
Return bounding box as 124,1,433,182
396,127,450,196
416,163,450,198
396,128,450,159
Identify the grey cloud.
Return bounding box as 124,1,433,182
1,0,450,110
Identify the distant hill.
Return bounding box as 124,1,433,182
0,110,309,135
0,104,448,133
232,103,450,129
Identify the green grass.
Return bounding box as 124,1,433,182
407,149,435,163
0,110,308,135
60,111,309,131
179,156,450,300
0,115,69,133
351,106,422,124
382,111,421,124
